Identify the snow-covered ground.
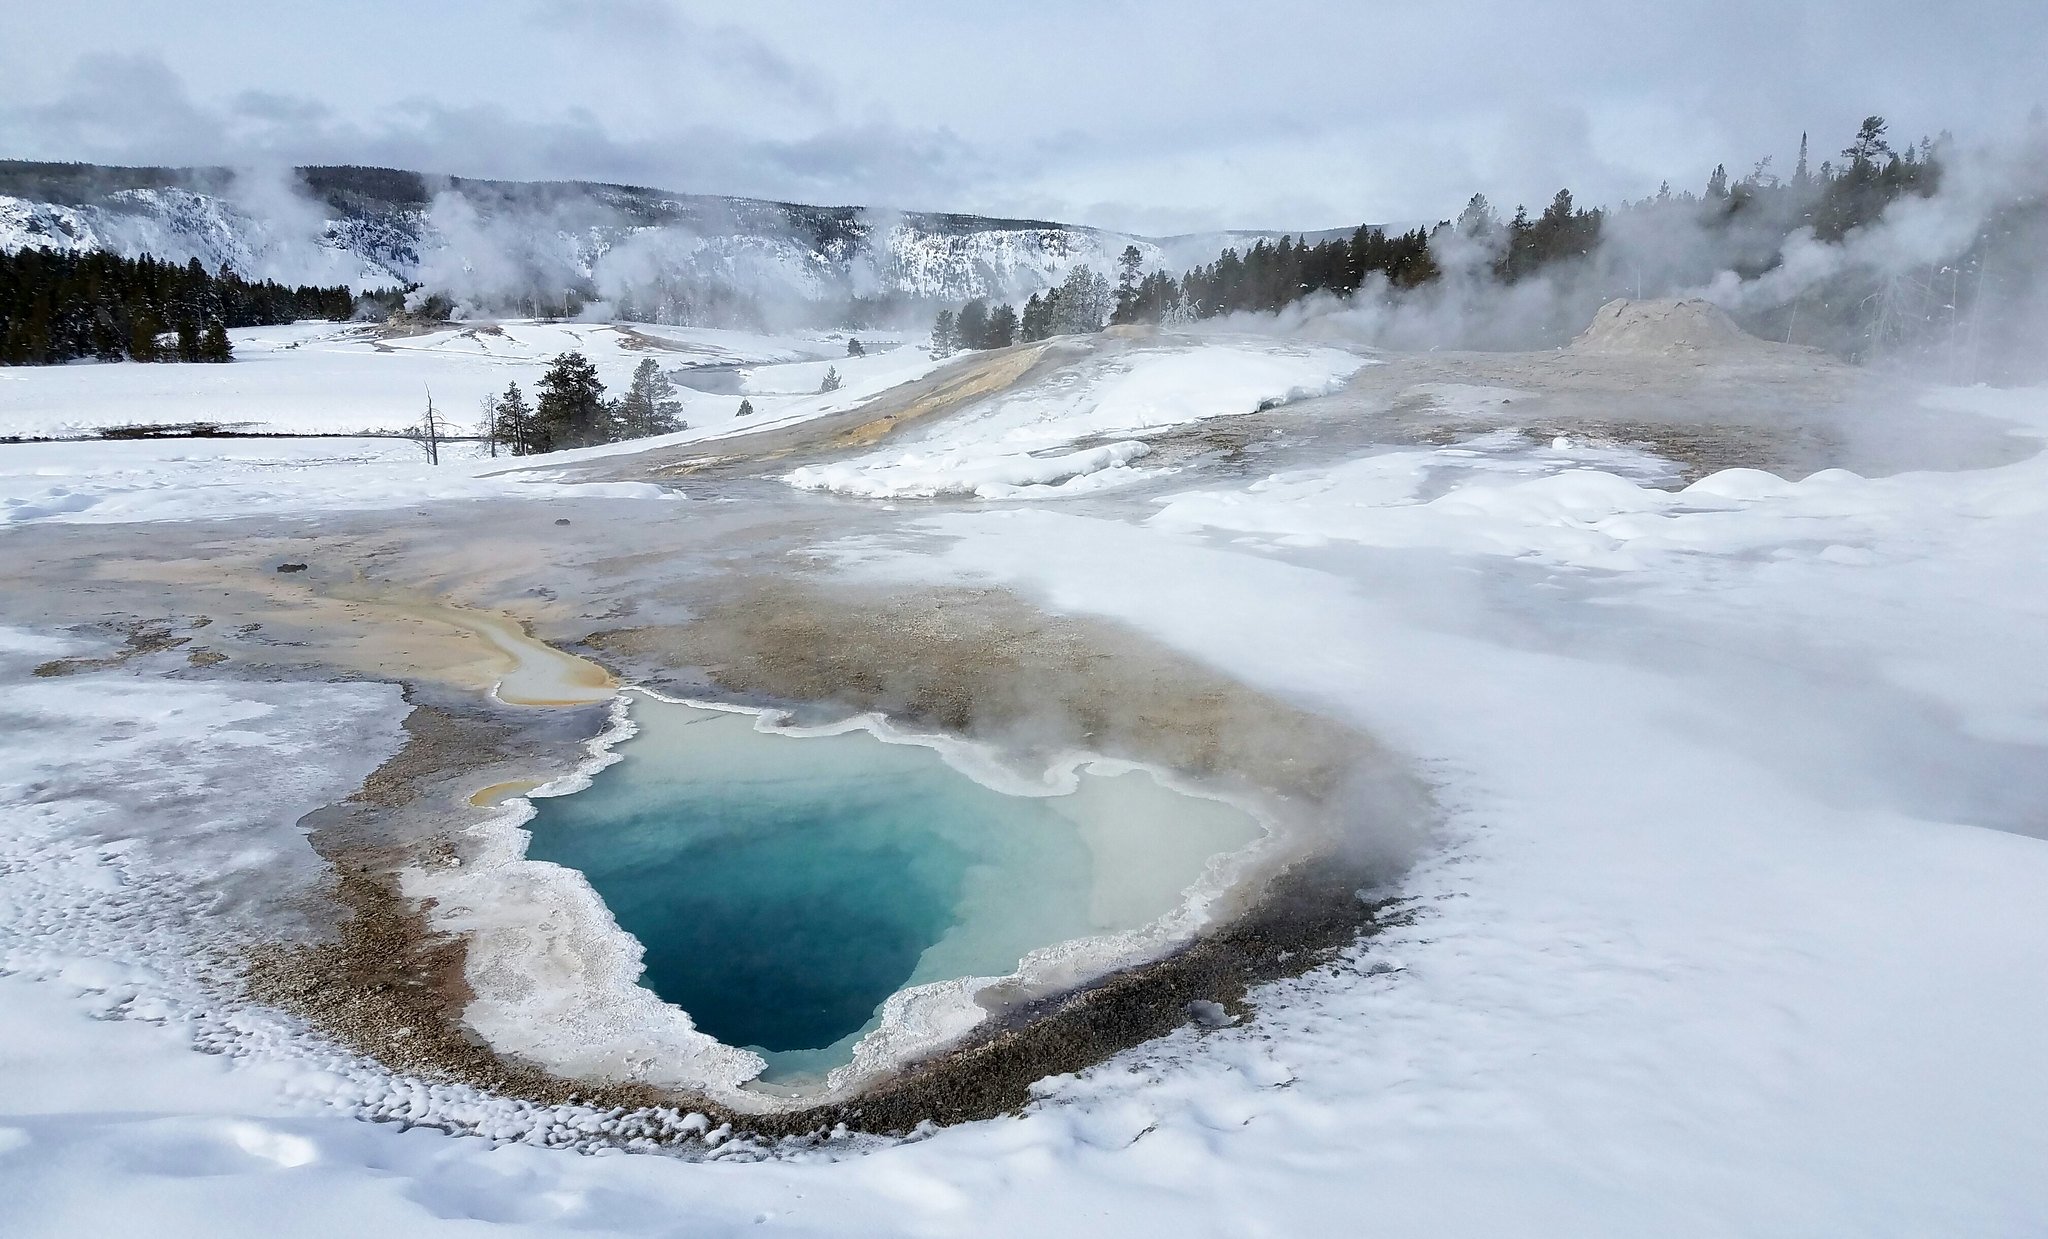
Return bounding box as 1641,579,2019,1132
787,341,1367,499
0,319,893,439
0,333,926,524
3,342,2048,1236
0,436,669,526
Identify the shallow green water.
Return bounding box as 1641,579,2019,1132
523,698,1259,1079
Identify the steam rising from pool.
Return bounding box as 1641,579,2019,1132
520,697,1263,1086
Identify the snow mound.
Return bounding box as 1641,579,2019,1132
1569,298,1768,357
788,341,1367,500
791,440,1155,500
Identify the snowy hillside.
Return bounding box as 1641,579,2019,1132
0,162,1338,316
0,186,401,291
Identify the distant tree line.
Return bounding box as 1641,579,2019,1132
928,226,1439,354
923,116,1989,365
481,354,687,455
1615,118,1956,358
0,249,357,365
929,263,1111,355
1167,227,1439,319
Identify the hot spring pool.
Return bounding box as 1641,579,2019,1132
521,696,1264,1084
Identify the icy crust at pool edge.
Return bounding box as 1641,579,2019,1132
403,687,1290,1114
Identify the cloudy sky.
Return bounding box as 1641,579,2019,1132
2,0,2043,234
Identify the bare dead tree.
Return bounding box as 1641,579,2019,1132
478,391,500,458
417,384,443,465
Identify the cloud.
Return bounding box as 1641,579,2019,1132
1,1,2043,232
523,0,838,118
0,52,989,210
8,53,216,163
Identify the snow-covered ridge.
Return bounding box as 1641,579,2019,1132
0,188,403,291
0,164,1344,310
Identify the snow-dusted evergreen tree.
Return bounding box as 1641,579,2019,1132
930,309,958,356
737,397,755,417
818,365,842,393
1051,265,1112,334
846,337,866,357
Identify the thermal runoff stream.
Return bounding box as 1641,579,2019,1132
523,698,1264,1083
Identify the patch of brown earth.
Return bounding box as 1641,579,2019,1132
248,697,661,1110
34,618,193,677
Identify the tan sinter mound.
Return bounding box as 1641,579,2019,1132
1570,297,1766,357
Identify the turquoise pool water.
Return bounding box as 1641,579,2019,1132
523,698,1261,1081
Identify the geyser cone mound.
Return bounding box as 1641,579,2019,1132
1570,297,1771,357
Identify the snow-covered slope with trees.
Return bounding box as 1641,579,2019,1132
0,163,1336,320
0,186,399,291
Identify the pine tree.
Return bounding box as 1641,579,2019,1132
956,299,990,350
1132,271,1182,323
1456,194,1500,239
199,320,232,363
736,397,755,417
986,302,1017,347
1843,116,1892,170
492,383,539,455
1020,293,1050,342
128,311,162,363
818,365,842,393
535,351,610,451
21,298,51,364
1536,189,1598,264
930,309,957,356
846,337,866,357
1113,244,1144,323
617,357,684,438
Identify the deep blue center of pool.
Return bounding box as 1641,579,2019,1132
527,761,977,1054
